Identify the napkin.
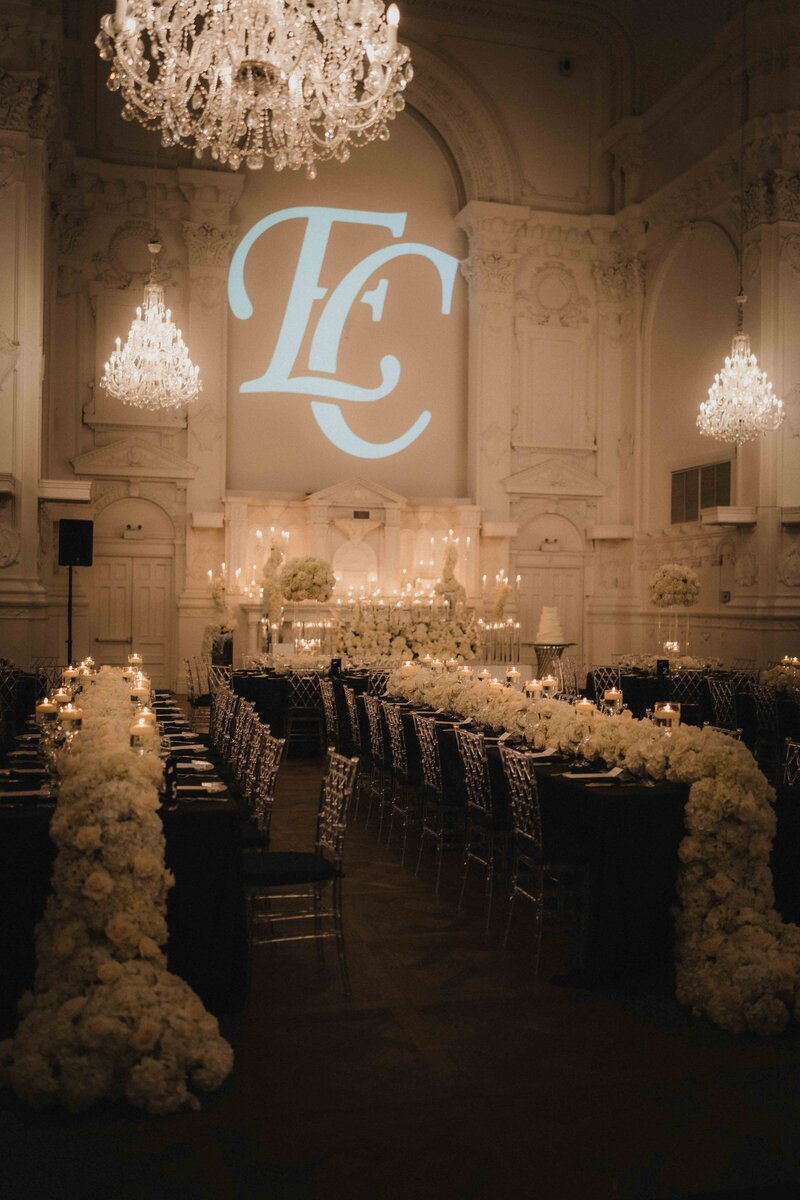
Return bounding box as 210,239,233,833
561,766,623,781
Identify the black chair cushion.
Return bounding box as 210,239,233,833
243,849,341,886
189,693,212,707
239,817,267,849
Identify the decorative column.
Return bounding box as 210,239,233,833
177,171,243,668
456,202,529,524
738,171,800,659
0,50,52,664
382,508,401,594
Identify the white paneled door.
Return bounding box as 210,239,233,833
516,560,584,665
90,555,173,689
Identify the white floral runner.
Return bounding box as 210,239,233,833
0,667,233,1112
388,663,800,1035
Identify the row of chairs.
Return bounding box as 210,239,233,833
185,657,232,731
320,680,568,967
208,682,359,996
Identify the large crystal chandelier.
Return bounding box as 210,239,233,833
100,241,201,412
697,0,783,446
697,296,783,445
95,1,413,178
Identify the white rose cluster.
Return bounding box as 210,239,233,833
280,556,336,602
388,665,800,1035
334,605,478,665
648,563,701,608
0,667,233,1113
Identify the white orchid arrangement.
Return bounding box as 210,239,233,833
649,563,700,608
261,540,285,623
202,574,237,655
0,667,233,1113
435,544,466,605
388,664,800,1036
280,556,335,603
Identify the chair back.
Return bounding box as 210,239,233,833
363,694,386,765
413,712,442,795
382,700,407,777
558,655,581,700
184,658,197,702
319,678,339,745
289,671,321,710
250,728,286,839
455,727,492,816
316,750,360,862
499,744,543,858
669,670,704,706
752,683,779,734
706,676,736,729
30,656,61,698
368,669,390,697
343,685,361,749
784,739,800,788
592,665,621,695
208,663,231,694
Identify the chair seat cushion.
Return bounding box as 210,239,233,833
189,693,211,707
239,817,267,849
243,849,341,886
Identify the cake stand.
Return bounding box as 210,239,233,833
533,642,575,679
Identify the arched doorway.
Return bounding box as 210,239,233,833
87,497,176,689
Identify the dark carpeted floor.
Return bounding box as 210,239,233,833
2,751,800,1200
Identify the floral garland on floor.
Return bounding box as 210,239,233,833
388,665,800,1035
0,668,233,1113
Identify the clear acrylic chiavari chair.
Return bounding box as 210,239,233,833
362,693,389,834
242,727,286,847
499,744,545,966
783,740,800,789
414,712,465,895
243,749,360,997
706,676,737,731
382,700,419,865
456,727,511,930
319,678,341,752
591,666,621,697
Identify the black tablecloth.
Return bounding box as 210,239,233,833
0,797,248,1038
232,672,291,736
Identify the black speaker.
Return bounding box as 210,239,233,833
58,519,94,567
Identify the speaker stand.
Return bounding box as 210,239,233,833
67,564,74,666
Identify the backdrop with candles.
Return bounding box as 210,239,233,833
1,2,799,687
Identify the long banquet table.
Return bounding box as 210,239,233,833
0,696,248,1039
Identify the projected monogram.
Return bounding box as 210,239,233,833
228,207,459,459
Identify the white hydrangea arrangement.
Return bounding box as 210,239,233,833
648,563,700,608
202,574,237,655
0,667,233,1113
334,604,478,665
761,665,800,699
388,664,800,1035
280,556,335,603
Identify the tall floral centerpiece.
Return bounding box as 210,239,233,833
648,562,700,654
435,544,466,611
203,574,237,663
260,540,285,652
280,556,335,603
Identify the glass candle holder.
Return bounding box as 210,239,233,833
36,699,58,724
574,697,596,718
653,701,681,728
604,687,623,713
524,678,543,700
542,675,558,698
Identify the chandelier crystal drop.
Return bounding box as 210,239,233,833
95,1,413,178
100,241,201,412
697,296,784,445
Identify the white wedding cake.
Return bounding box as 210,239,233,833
535,606,564,643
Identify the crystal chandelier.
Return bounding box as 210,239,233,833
95,1,413,178
697,0,783,446
100,241,201,412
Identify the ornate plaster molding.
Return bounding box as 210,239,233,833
0,523,21,568
71,437,198,482
517,260,590,326
182,221,238,268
